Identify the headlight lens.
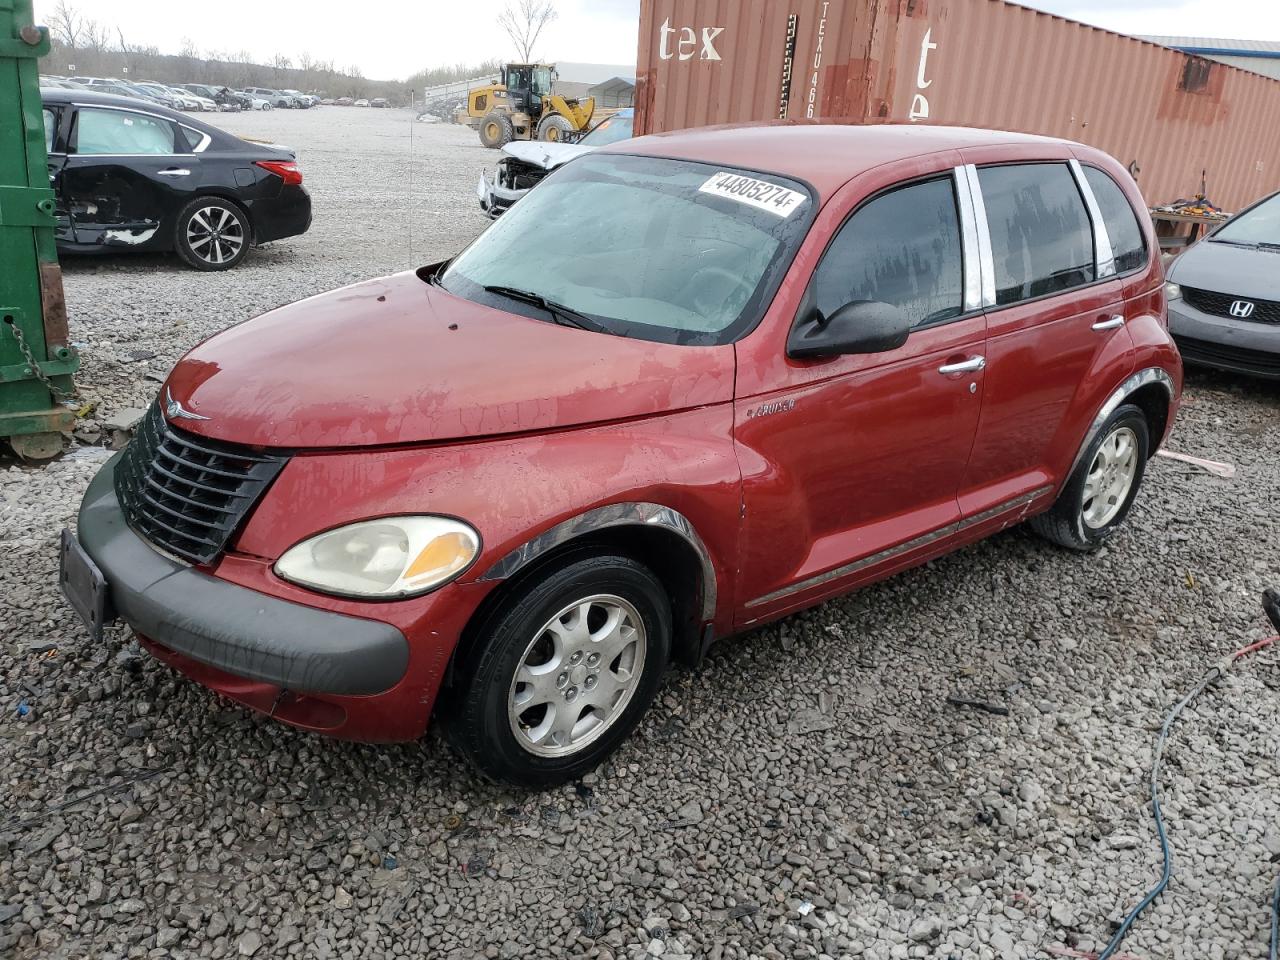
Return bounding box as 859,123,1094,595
1165,281,1182,301
274,516,479,598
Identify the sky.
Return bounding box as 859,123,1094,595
38,0,1280,82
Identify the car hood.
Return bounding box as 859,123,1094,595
163,271,734,449
1168,240,1280,299
501,140,597,170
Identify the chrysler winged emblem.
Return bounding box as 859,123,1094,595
165,387,210,421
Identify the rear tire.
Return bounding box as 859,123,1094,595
1030,403,1149,551
536,113,574,142
479,112,515,149
442,553,671,787
174,197,251,271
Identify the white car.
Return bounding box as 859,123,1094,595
478,109,634,219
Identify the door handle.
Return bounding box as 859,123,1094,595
1092,314,1125,331
156,168,191,177
938,356,986,375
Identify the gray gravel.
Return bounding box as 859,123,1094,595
3,107,1280,959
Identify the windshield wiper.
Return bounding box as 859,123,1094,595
1207,237,1257,247
482,285,602,331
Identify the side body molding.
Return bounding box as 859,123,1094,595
477,502,719,621
1068,366,1176,478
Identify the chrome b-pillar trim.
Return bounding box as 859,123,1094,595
1069,158,1117,279
1067,367,1175,478
477,502,718,621
961,164,997,308
953,165,984,313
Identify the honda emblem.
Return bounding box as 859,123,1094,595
1229,300,1256,319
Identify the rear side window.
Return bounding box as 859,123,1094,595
811,177,965,328
1083,167,1148,274
978,163,1095,305
43,108,57,153
74,108,176,155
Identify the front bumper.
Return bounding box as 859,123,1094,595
76,455,410,701
1169,299,1280,379
477,171,527,219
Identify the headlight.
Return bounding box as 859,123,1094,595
274,516,479,598
1165,281,1182,301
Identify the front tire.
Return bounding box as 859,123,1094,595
536,113,574,142
443,553,671,787
1031,403,1150,551
174,197,251,271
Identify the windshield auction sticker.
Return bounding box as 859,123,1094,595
698,172,807,217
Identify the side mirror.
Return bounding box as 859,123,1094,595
786,300,911,359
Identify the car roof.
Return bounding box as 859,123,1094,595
611,122,1075,200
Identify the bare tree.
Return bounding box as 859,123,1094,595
497,0,557,63
82,18,109,53
46,0,83,48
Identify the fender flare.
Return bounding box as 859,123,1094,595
1067,366,1175,479
476,502,718,622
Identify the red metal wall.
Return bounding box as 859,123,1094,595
635,0,1280,211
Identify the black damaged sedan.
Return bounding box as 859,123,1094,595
41,89,311,271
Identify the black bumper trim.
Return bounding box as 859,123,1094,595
76,455,409,696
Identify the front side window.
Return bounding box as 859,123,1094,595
1083,167,1147,274
74,108,176,156
1211,191,1280,246
440,154,813,345
978,163,1095,305
810,177,965,328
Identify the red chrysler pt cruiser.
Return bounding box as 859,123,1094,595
63,124,1182,786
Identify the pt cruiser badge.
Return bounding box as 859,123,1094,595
746,398,796,419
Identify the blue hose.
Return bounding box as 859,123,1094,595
1095,668,1221,959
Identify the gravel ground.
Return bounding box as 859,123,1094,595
3,107,1280,960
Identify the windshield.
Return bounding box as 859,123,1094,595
532,66,553,96
440,154,812,345
582,114,633,146
1212,191,1280,246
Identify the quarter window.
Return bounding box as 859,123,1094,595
978,163,1095,305
811,177,965,328
74,108,176,156
1083,167,1148,274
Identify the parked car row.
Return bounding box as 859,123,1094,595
39,76,326,113
39,88,312,271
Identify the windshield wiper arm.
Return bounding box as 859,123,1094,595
1207,237,1257,247
482,285,600,331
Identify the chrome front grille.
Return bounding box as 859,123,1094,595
113,404,288,565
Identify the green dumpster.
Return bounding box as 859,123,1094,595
0,0,78,459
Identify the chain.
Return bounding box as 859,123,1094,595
3,318,77,402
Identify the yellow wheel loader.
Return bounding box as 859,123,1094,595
461,64,595,149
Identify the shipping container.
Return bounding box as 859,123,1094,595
634,0,1280,212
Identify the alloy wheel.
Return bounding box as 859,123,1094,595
186,206,245,267
1082,425,1139,529
507,594,646,757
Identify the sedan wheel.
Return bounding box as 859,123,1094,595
175,198,250,271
